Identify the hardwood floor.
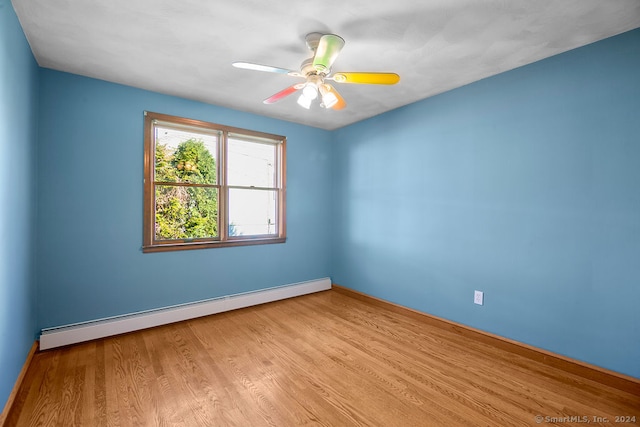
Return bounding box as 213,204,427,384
6,290,639,426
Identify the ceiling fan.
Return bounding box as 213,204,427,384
232,33,400,110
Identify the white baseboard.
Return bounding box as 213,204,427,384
40,277,331,350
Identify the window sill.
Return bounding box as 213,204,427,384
142,237,286,253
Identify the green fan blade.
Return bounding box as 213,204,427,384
313,34,345,73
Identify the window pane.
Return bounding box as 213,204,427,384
228,188,277,236
155,126,218,184
155,185,218,240
228,137,276,188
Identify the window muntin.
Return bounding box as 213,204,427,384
143,112,286,252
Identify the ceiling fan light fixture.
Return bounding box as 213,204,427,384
297,93,313,109
302,83,318,100
319,84,338,109
234,32,398,113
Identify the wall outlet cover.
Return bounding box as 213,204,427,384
474,290,484,305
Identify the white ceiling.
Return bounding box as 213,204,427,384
12,0,640,130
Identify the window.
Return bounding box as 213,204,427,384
143,112,286,252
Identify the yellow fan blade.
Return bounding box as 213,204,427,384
333,72,400,85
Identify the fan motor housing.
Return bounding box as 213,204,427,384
300,58,318,77
305,32,324,52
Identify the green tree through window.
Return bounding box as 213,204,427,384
155,139,218,240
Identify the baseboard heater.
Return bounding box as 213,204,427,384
40,277,331,350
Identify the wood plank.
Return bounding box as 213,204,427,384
7,290,640,426
0,342,38,426
331,283,640,396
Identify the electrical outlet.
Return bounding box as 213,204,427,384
474,290,484,305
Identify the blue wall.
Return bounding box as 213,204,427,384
36,70,333,328
0,0,39,409
332,29,640,378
